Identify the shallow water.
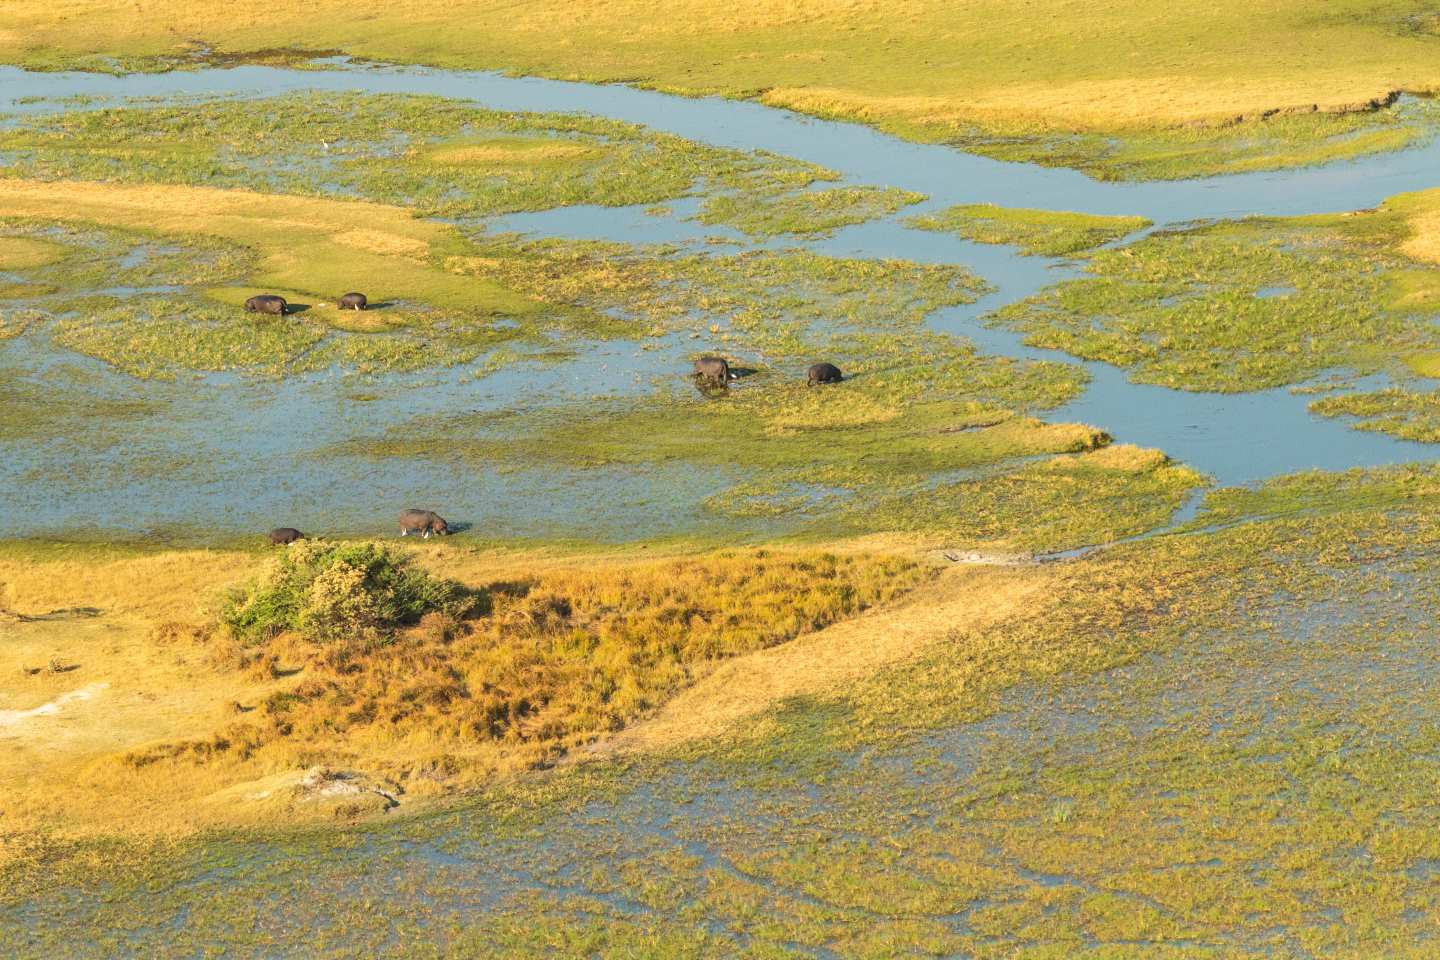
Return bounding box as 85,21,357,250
1,62,1438,539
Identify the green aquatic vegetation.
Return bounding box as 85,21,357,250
1309,385,1440,441
906,203,1151,256
951,96,1440,181
49,296,329,379
990,217,1440,392
43,293,549,380
450,237,995,350
0,91,851,226
697,184,924,238
1180,461,1440,529
332,242,1122,543
851,444,1207,553
0,374,158,443
0,217,254,295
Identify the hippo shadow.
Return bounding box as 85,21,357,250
281,302,312,315
728,366,761,379
446,520,475,535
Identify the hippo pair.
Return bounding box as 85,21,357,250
267,509,449,545
244,291,368,315
692,357,843,386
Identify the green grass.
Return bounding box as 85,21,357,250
990,213,1440,392
907,204,1151,256
697,185,924,238
852,444,1206,552
949,97,1440,181
1310,386,1440,441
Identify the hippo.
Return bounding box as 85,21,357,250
245,294,288,316
338,292,368,311
807,362,843,386
399,509,450,539
268,527,304,545
693,356,736,385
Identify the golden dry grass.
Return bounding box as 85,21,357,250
0,539,945,850
6,0,1440,137
604,562,1047,754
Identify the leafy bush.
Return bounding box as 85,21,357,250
221,540,476,645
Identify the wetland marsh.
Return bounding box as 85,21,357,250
6,49,1440,958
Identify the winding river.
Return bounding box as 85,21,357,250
2,61,1439,541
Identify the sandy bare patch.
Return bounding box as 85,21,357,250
0,683,108,729
601,564,1048,754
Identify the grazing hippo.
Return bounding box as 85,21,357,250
693,356,735,385
399,509,450,539
807,362,843,386
268,527,304,545
244,294,288,316
338,292,368,311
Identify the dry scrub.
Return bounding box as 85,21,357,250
0,541,926,849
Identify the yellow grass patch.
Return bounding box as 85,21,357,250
426,140,597,166
0,236,66,270
605,563,1046,753
331,228,431,260
0,179,537,316
1401,203,1440,266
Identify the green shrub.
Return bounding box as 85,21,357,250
221,540,476,645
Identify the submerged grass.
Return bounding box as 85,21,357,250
991,197,1440,392
907,203,1151,256
696,184,924,238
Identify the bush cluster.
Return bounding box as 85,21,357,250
221,540,477,645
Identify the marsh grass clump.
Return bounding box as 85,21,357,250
698,185,925,238
850,443,1206,552
948,98,1440,181
907,204,1151,256
0,92,845,225
1310,386,1440,441
991,215,1440,392
221,540,477,647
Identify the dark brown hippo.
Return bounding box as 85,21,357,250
807,362,843,386
693,356,735,386
338,292,368,311
399,509,450,539
268,527,304,545
245,294,288,316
